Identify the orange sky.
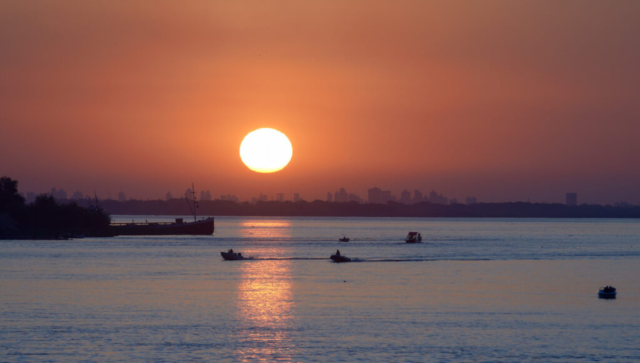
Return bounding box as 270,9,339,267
1,1,639,204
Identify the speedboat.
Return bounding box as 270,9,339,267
221,250,245,260
598,286,617,299
330,253,352,263
405,232,422,243
339,236,350,242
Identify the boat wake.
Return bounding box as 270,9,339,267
233,257,491,262
249,257,329,261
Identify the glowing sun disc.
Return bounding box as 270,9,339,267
240,128,293,173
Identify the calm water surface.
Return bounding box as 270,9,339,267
1,217,639,362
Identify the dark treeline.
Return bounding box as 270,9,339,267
80,198,640,218
0,177,111,239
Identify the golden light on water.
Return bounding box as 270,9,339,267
239,220,293,239
240,128,293,173
236,259,295,360
235,220,296,360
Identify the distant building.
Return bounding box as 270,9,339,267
566,193,577,206
465,196,478,205
368,187,382,203
258,193,268,202
348,193,363,203
399,189,412,204
429,190,448,204
334,188,348,203
413,190,423,203
118,191,126,202
276,193,284,202
26,192,36,204
71,191,84,200
368,187,395,204
200,190,212,201
449,198,458,205
327,192,333,202
294,193,301,202
165,192,173,201
185,188,194,200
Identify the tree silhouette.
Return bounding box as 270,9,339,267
1,177,111,239
0,176,25,214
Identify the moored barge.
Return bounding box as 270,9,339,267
109,217,214,236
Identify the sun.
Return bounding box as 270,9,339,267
240,128,293,173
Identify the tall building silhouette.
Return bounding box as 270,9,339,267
429,190,448,204
334,188,348,203
368,187,382,203
327,192,333,202
399,189,412,204
368,187,394,204
200,190,212,201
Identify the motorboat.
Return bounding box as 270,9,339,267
330,250,351,262
339,236,350,242
405,232,422,243
330,254,352,263
598,286,617,299
221,250,245,260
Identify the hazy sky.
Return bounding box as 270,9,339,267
1,1,639,204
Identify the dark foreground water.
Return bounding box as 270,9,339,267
1,217,639,362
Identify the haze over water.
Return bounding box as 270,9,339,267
2,217,639,362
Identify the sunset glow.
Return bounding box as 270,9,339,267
0,1,639,203
240,128,293,173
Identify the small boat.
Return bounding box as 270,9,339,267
598,286,617,299
221,250,245,260
405,232,422,243
339,236,350,242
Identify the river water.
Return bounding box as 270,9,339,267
1,217,639,362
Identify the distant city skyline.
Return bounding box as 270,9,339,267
2,2,639,209
12,174,639,206
16,182,638,207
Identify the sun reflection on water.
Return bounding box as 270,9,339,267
235,221,296,361
239,220,293,239
236,260,295,361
